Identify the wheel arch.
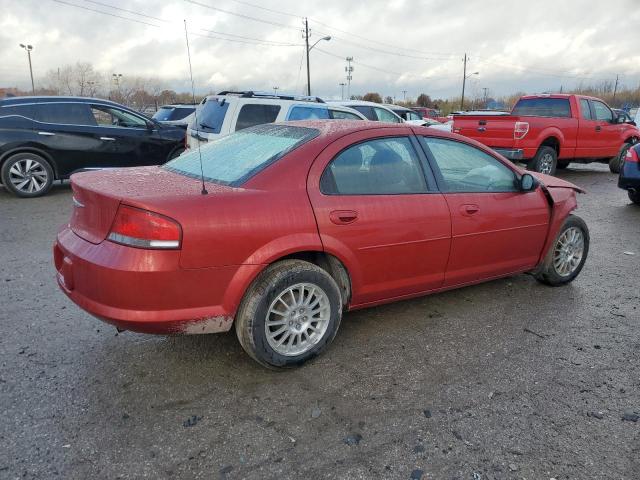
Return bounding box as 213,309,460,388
538,135,561,157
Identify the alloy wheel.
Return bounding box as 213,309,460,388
8,157,49,194
552,227,585,277
265,283,331,356
539,153,554,174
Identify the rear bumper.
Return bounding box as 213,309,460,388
53,227,262,334
493,148,524,161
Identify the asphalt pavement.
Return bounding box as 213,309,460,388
1,163,638,479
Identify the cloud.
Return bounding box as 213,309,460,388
1,0,639,100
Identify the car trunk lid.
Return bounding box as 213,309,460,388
69,166,218,244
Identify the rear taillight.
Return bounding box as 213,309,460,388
514,121,529,140
107,205,181,249
625,146,639,163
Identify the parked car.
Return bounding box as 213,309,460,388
613,109,636,125
187,91,343,149
326,100,403,123
452,94,640,175
0,96,185,198
152,104,196,129
618,143,640,205
54,121,589,368
411,107,440,120
328,105,368,121
386,104,452,132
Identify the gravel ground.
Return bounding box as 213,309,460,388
1,164,638,480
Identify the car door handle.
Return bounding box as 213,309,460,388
329,210,358,225
460,204,480,215
595,126,601,132
100,137,116,141
38,131,55,136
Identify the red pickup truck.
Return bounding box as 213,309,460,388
452,94,639,175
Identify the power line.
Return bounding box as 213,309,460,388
53,0,162,27
185,0,300,30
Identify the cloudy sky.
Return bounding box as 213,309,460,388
1,0,639,101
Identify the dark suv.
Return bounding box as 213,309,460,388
0,97,186,197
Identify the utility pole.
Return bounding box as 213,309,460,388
402,90,407,102
345,57,353,99
460,53,467,110
339,82,346,100
613,74,619,102
273,86,279,95
482,87,488,106
304,18,311,96
19,44,35,93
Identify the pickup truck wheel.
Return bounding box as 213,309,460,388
629,190,640,205
609,143,631,174
528,146,557,175
534,215,589,286
1,152,54,198
235,260,342,369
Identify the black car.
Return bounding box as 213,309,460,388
619,143,640,205
0,97,186,197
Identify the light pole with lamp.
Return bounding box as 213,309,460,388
339,82,346,100
304,18,331,96
19,44,35,93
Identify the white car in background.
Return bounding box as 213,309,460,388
386,104,452,132
326,100,403,123
152,103,196,129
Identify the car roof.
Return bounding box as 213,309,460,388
0,96,126,108
159,104,197,108
328,100,389,107
384,104,413,111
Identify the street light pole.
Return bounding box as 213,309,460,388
460,53,478,111
19,44,35,93
303,18,331,97
273,86,279,95
339,82,346,100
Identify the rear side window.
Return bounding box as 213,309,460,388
320,137,428,195
329,109,362,120
592,101,613,122
34,103,97,125
352,106,377,120
164,124,318,186
0,105,34,119
196,99,229,133
287,106,329,121
421,137,517,193
374,107,401,123
512,98,571,118
235,104,281,131
580,99,592,119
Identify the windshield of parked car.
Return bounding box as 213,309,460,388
164,124,319,186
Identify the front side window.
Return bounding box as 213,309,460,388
287,106,329,121
512,98,571,118
34,103,96,125
164,124,318,186
235,104,281,131
320,137,428,195
592,101,613,122
90,106,148,128
422,137,517,193
580,99,592,120
374,107,401,123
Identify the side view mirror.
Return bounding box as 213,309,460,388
519,173,536,191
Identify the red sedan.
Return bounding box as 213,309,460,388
54,121,589,368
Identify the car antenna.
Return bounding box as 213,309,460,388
184,19,207,195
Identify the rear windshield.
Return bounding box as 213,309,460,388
512,98,571,118
153,107,194,121
164,124,319,186
195,98,230,133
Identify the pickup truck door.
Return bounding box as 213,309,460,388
589,100,622,158
419,136,550,286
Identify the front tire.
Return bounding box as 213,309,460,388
235,260,342,369
629,190,640,205
528,146,557,175
610,143,631,174
1,152,54,198
534,214,589,286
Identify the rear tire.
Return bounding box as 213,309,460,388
556,161,570,170
528,146,557,175
610,143,631,174
1,152,54,198
235,260,342,369
534,214,589,286
629,190,640,205
167,147,185,161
